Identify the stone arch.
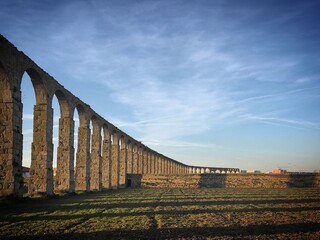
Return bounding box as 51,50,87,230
20,68,54,196
54,90,70,118
23,68,48,105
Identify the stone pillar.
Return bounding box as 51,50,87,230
143,150,148,174
151,153,157,174
158,156,162,174
160,156,164,174
148,152,152,174
55,117,74,192
101,130,111,189
29,104,54,195
0,81,23,197
167,159,170,174
133,146,139,174
127,143,133,174
172,162,175,174
150,152,154,174
138,148,144,174
154,155,158,174
156,156,159,174
163,159,167,174
111,133,119,189
119,139,127,187
75,124,90,191
162,158,166,174
90,124,102,191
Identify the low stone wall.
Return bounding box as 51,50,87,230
127,173,320,188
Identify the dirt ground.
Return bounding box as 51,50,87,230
0,188,319,239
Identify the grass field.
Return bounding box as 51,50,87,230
0,188,320,239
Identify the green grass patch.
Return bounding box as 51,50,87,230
0,188,319,239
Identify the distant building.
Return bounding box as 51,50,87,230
247,170,261,174
241,170,247,174
22,166,30,177
272,168,287,174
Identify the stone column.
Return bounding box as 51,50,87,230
138,148,144,174
111,133,119,189
0,82,23,197
149,152,153,174
29,104,54,195
156,156,159,174
133,146,139,174
162,159,165,174
154,155,158,174
90,124,102,191
158,156,162,174
143,150,148,174
55,116,74,192
164,158,169,174
163,158,169,174
150,152,154,174
127,143,133,174
101,130,111,189
75,124,90,191
119,140,127,187
160,156,164,174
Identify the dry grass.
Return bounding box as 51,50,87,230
0,188,320,239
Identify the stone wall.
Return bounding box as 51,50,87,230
127,173,320,188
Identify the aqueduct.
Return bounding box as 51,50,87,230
0,35,239,197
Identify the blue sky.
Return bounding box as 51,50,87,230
1,0,319,172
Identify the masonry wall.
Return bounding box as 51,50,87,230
127,173,320,188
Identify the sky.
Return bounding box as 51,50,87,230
1,0,320,172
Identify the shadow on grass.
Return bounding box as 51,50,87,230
2,222,320,239
5,205,320,222
288,173,318,187
1,188,320,239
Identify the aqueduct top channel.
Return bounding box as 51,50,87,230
0,35,239,197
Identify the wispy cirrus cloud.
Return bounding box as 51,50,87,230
2,0,320,171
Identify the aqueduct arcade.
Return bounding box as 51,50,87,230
0,35,239,198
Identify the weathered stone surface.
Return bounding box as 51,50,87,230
55,117,74,193
111,136,119,189
128,173,320,188
90,124,102,191
101,138,111,189
75,126,90,191
119,142,127,187
127,144,133,174
28,104,54,196
133,147,139,174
